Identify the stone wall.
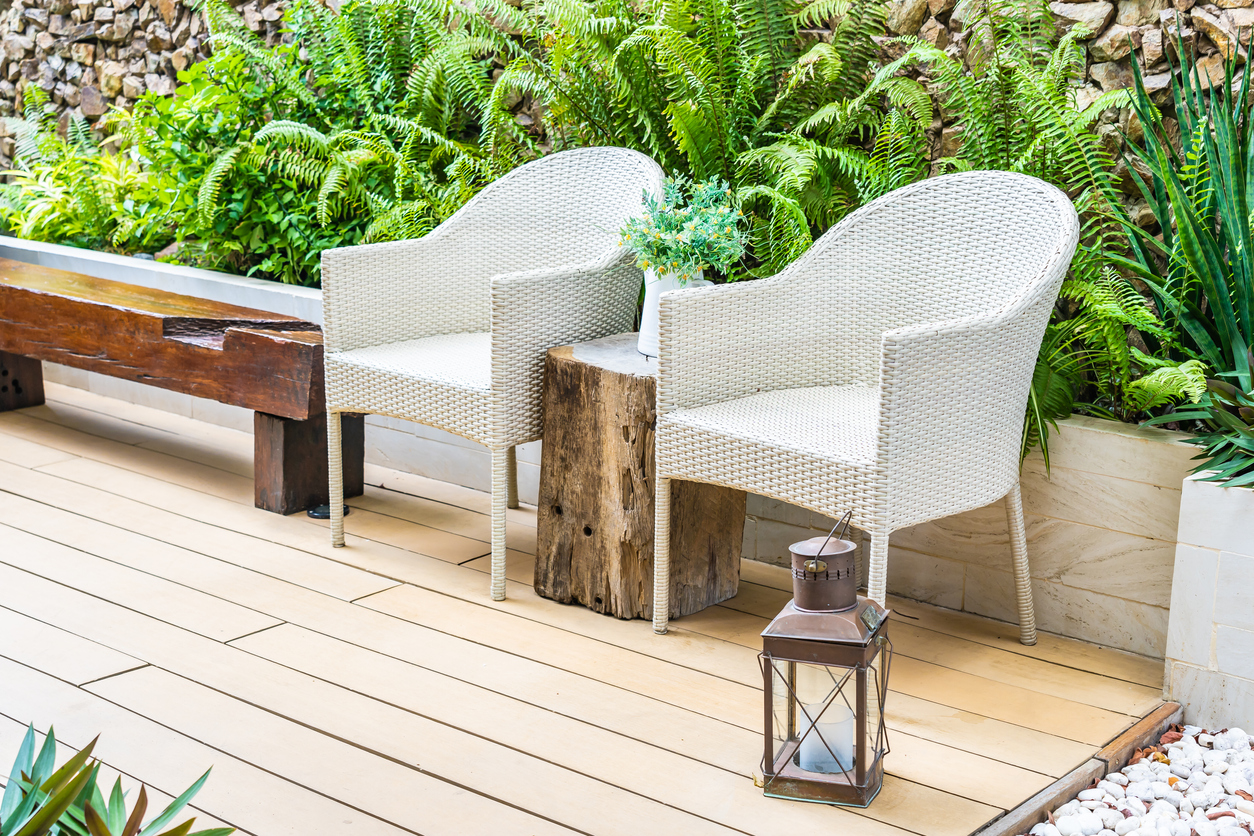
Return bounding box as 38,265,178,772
0,0,282,145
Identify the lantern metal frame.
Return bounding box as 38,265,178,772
759,600,893,807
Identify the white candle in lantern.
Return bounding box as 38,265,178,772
797,701,855,774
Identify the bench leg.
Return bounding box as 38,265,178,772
253,411,363,515
0,352,44,412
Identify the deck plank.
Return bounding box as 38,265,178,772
0,714,245,836
0,605,145,686
0,656,413,836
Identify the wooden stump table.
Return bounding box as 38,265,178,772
535,333,746,620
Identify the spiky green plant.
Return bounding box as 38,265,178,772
1,726,230,836
0,88,145,251
1116,50,1254,484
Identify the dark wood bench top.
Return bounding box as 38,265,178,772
0,258,325,421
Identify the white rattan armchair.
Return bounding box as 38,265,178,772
321,147,665,601
651,171,1079,641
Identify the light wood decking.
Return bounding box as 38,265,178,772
0,383,1166,836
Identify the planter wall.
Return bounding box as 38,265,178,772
1165,475,1254,730
745,415,1196,658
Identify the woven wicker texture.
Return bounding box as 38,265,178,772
321,147,665,601
652,171,1079,642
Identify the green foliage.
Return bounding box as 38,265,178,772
0,88,143,252
195,0,505,258
492,0,927,276
1,726,230,836
1118,50,1254,484
904,0,1205,463
620,176,746,281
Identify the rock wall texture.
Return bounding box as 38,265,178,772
0,0,282,139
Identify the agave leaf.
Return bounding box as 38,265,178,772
137,771,211,836
120,787,147,836
83,803,115,836
13,756,95,836
1,727,37,822
39,738,98,798
106,779,125,835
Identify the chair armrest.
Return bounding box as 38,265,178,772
655,279,819,414
876,290,1055,530
487,247,642,445
320,231,490,354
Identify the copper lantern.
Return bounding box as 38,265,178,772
759,530,892,807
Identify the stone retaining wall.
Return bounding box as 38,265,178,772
0,0,281,155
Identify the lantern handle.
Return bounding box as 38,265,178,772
816,510,853,557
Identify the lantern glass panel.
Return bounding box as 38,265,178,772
767,659,858,777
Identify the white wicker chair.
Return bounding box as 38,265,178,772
321,147,665,601
651,171,1079,641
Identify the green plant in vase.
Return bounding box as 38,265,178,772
620,177,746,357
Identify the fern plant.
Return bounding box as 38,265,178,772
905,0,1203,463
0,88,146,252
195,0,505,252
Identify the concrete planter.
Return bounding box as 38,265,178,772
1165,476,1254,729
744,415,1197,658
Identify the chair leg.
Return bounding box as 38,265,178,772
866,530,889,606
328,410,345,548
652,475,672,635
506,446,519,510
491,447,509,602
1005,484,1038,646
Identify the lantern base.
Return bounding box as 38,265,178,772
762,742,886,807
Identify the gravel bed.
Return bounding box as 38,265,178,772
1029,726,1254,836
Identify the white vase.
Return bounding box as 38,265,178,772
637,268,709,358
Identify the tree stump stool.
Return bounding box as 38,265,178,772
535,333,746,620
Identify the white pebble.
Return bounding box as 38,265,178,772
1193,821,1217,836
1236,800,1254,817
1148,800,1178,820
1101,781,1127,799
1115,818,1140,836
1221,774,1250,795
1056,801,1086,819
1206,762,1230,775
1124,798,1148,816
1200,734,1217,747
1082,801,1106,811
1080,789,1106,802
1128,782,1156,803
1180,797,1194,815
1107,773,1131,787
1098,830,1117,836
1057,813,1104,836
1164,790,1184,809
1098,808,1124,829
1151,781,1173,799
1031,824,1062,836
1217,827,1245,836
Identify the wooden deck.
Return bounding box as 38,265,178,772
0,383,1167,836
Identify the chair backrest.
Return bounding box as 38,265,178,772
423,147,665,289
772,170,1078,387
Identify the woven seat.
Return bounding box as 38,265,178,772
321,147,665,601
651,171,1080,641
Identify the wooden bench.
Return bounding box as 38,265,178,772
0,257,363,514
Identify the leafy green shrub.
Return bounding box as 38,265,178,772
619,177,746,282
491,0,930,276
1118,51,1254,483
0,89,144,253
907,0,1205,462
2,725,230,836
